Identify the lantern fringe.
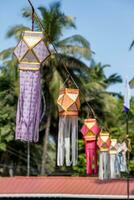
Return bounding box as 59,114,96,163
110,154,120,178
16,70,41,142
99,152,110,180
85,141,98,175
117,143,128,172
57,116,78,166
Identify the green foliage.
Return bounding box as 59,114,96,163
0,74,16,152
73,140,86,176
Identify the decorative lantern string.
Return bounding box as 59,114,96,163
27,0,96,119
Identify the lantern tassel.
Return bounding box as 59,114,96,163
85,141,98,175
99,152,110,180
110,154,119,178
57,116,78,166
16,71,41,142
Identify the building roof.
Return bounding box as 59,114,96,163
0,176,133,199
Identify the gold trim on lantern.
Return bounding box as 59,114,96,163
20,61,40,65
100,147,109,152
84,133,96,141
19,67,40,71
59,111,79,116
100,131,110,136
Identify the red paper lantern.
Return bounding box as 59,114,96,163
81,118,100,141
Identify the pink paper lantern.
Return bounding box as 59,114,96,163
81,118,100,175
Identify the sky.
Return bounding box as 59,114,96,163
0,0,134,94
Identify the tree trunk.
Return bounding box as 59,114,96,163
41,114,51,175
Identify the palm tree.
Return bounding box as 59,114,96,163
79,61,122,120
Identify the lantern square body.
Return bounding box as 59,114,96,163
57,88,80,116
97,131,111,180
14,31,50,71
81,118,100,175
57,88,80,166
14,31,50,142
81,118,100,141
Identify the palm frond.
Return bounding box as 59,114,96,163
0,48,14,60
106,91,122,98
57,34,90,49
59,45,91,60
129,40,134,51
49,1,75,28
129,77,134,88
21,6,31,19
105,73,122,86
38,3,76,42
55,53,89,71
63,16,76,29
6,25,30,40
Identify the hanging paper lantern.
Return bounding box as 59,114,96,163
57,88,80,166
97,131,111,180
109,139,120,178
14,31,50,142
81,118,100,175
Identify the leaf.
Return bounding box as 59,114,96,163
0,126,11,136
6,25,30,40
129,40,134,51
57,34,90,49
0,48,14,60
129,78,134,88
5,134,14,142
0,143,6,151
59,45,91,60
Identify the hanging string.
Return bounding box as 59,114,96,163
27,0,96,118
32,7,35,31
62,75,70,88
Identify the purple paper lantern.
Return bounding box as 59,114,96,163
14,31,50,142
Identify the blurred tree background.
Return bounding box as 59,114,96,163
0,1,133,177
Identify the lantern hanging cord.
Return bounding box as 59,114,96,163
27,0,96,118
28,0,35,31
32,8,35,31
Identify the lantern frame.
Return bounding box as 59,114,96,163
14,30,51,71
57,88,80,116
81,118,100,141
